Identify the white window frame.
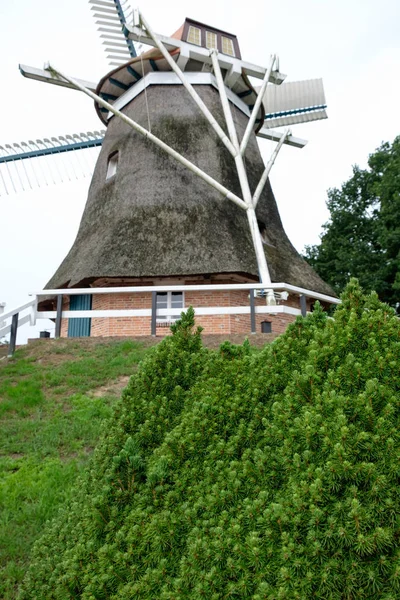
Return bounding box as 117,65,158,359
206,31,218,50
106,151,118,180
221,36,235,57
187,26,201,46
156,291,185,323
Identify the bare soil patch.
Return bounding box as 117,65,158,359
90,375,132,398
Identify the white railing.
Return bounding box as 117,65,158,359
0,299,37,357
1,283,340,356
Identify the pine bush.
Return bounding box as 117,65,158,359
19,287,400,599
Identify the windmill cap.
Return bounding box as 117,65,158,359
95,18,263,128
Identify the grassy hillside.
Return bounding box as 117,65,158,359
0,337,156,599
0,332,273,599
16,283,400,599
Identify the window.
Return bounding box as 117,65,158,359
258,221,267,244
156,291,184,322
187,26,201,46
206,31,218,50
221,36,235,57
106,151,118,180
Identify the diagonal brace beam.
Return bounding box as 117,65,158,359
210,49,273,289
137,11,237,158
252,128,289,209
240,54,276,156
45,64,247,211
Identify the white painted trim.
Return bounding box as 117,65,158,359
126,25,286,85
0,324,11,337
0,300,36,322
269,283,340,304
0,314,31,337
19,64,97,92
33,283,340,304
111,72,251,119
1,281,337,340
40,309,151,319
37,305,301,320
257,127,307,148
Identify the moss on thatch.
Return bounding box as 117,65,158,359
46,85,333,296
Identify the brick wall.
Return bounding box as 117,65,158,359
60,297,69,338
60,287,306,338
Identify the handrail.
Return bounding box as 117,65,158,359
32,283,340,305
0,299,36,357
1,282,339,358
0,299,35,322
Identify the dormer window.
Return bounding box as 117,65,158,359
106,151,118,180
221,36,235,57
206,31,218,50
187,25,201,46
183,18,241,59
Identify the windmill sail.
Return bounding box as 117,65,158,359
0,131,105,195
90,0,137,65
258,78,327,128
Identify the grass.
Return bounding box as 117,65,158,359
0,337,154,599
0,332,272,598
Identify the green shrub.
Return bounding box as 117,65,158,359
19,289,400,599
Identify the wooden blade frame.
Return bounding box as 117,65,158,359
90,0,137,64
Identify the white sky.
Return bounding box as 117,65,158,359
1,0,399,342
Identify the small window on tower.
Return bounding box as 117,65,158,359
206,31,218,50
106,151,118,180
258,221,267,244
187,26,201,46
221,36,235,56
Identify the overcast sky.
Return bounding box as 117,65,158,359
1,0,399,342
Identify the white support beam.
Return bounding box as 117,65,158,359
252,129,289,208
111,72,251,120
210,49,273,290
44,63,247,211
224,64,242,88
126,24,286,84
137,11,236,157
19,64,97,92
176,46,190,71
29,297,37,326
256,127,307,149
240,54,276,156
210,50,240,151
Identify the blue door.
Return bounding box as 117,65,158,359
68,294,92,337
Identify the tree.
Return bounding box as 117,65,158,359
304,136,400,308
19,287,400,599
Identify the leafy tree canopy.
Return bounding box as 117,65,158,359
19,289,400,600
304,136,400,309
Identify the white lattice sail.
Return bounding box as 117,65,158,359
258,78,327,128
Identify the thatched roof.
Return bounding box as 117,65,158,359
46,84,334,297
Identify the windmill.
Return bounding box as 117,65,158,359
0,1,336,341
